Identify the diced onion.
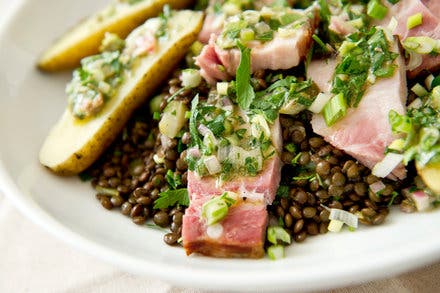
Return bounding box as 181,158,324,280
387,17,398,32
329,208,358,228
409,190,432,212
251,114,271,137
222,3,241,15
328,220,344,232
309,93,332,114
242,10,260,25
187,147,201,159
217,82,229,95
255,22,271,35
160,134,173,149
408,98,423,109
204,155,222,175
370,181,386,194
372,153,404,178
153,154,165,164
197,124,210,137
411,83,429,97
181,69,201,88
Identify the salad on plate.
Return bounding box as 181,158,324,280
38,0,440,259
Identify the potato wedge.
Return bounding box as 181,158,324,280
39,10,203,175
416,162,440,194
37,0,193,72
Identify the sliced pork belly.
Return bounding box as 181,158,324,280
382,0,440,77
188,155,282,204
307,40,407,180
182,116,282,258
196,6,319,84
182,194,268,258
215,24,316,76
196,37,230,84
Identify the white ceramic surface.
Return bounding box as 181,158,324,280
1,1,440,291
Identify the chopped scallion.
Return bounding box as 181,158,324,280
95,186,119,197
153,111,161,120
323,93,347,126
407,13,423,30
201,193,236,225
389,110,413,134
267,226,291,245
267,245,284,260
367,0,388,20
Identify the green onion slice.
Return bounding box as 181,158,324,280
267,245,285,260
367,0,388,20
201,193,236,225
267,226,291,245
323,93,347,126
407,13,423,30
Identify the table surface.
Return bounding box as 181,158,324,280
0,1,439,292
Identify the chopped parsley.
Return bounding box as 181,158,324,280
153,188,189,209
165,170,182,190
236,42,255,110
325,27,398,125
388,82,440,167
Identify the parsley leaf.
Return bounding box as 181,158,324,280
235,42,255,110
189,95,201,148
276,185,290,198
165,170,182,190
153,188,189,209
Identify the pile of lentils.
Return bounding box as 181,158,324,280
85,69,411,248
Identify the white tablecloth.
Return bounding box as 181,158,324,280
1,191,439,293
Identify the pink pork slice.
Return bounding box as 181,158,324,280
182,119,282,258
380,0,440,77
196,6,319,84
307,38,407,180
182,192,269,258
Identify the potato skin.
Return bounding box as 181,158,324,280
417,162,440,195
37,0,194,72
39,10,204,175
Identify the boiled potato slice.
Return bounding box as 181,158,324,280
417,161,440,194
37,0,193,72
39,10,203,175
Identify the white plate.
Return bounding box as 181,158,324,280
1,0,440,291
